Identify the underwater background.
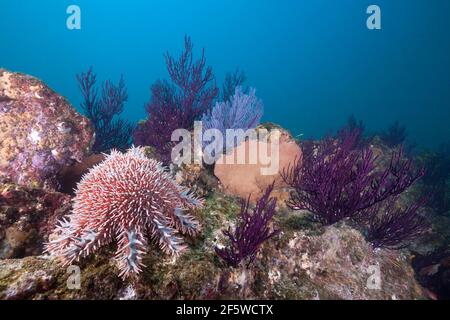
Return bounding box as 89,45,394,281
1,0,449,149
2,0,450,301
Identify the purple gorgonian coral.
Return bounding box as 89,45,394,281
357,196,429,249
77,67,135,153
282,130,425,226
133,36,218,163
215,183,279,268
201,86,263,157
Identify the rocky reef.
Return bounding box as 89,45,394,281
0,158,428,300
0,195,424,299
0,69,94,190
0,70,445,300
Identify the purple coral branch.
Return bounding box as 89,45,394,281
134,36,218,163
77,67,134,152
202,86,263,155
76,67,99,124
360,196,429,249
165,35,218,125
282,130,425,226
98,76,128,123
222,68,247,101
215,183,280,268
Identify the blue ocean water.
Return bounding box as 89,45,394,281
1,0,449,148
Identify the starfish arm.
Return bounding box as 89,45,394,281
179,187,205,209
45,217,80,264
172,207,201,236
151,216,187,255
115,228,148,279
45,215,113,266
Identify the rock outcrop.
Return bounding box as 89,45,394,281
0,182,71,259
0,195,425,299
0,69,94,190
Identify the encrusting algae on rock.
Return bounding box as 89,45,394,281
0,182,71,259
0,69,94,190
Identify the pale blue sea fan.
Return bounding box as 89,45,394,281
201,86,263,157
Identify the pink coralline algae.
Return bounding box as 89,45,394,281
0,69,94,190
45,147,203,279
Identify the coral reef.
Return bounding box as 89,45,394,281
45,147,203,279
0,219,425,300
0,69,441,301
134,36,218,163
0,69,94,189
215,183,279,268
77,67,135,153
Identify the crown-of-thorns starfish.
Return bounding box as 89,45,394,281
45,147,202,279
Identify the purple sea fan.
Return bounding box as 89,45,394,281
133,81,184,164
358,197,429,249
282,130,425,225
133,36,218,162
215,183,279,268
201,86,263,154
45,146,203,279
165,35,218,124
221,68,247,101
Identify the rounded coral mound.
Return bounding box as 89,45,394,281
214,128,302,203
45,147,203,279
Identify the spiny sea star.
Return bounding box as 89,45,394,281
45,147,202,279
